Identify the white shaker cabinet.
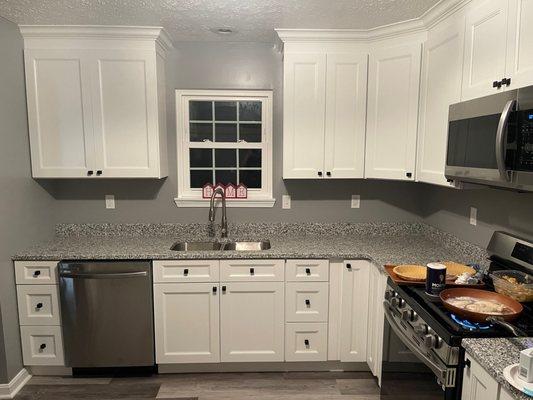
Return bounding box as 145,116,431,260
21,26,170,179
365,42,421,181
417,14,465,187
282,50,367,179
506,0,533,90
461,354,499,400
366,264,387,382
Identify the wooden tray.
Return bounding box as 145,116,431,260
384,265,485,287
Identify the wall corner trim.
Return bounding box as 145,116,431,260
0,368,31,399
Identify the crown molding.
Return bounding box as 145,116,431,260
276,0,471,43
19,25,173,51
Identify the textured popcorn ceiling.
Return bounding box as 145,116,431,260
0,0,441,42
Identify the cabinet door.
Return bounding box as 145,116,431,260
417,14,465,187
153,283,220,363
283,53,327,179
324,53,368,179
366,43,421,181
462,354,499,400
366,265,387,382
340,260,370,362
506,0,533,89
24,49,96,178
90,49,162,178
220,282,284,362
462,0,509,100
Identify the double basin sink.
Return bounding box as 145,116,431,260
171,240,271,252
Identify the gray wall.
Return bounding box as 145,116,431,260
0,16,56,383
47,42,425,224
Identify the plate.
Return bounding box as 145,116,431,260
392,265,426,282
503,363,533,397
442,261,476,278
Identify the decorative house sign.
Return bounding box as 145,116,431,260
225,183,237,199
236,184,248,199
214,183,225,195
203,183,247,199
202,183,214,199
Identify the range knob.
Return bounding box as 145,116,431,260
401,309,418,322
423,334,438,349
390,297,400,307
384,290,395,301
414,324,429,335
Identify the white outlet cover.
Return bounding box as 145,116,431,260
282,194,291,209
351,195,360,209
105,195,115,209
469,206,477,226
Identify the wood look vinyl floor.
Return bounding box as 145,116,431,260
14,372,394,400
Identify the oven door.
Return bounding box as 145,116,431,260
445,90,519,189
381,303,460,400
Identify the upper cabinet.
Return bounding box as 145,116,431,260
462,0,533,100
21,26,171,179
365,42,421,181
281,43,367,179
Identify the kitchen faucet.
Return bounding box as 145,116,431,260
208,187,228,238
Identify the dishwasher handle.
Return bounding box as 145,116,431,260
60,271,148,279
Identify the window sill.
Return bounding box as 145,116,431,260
174,197,276,208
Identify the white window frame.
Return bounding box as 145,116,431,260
174,89,275,208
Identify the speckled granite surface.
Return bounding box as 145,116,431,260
13,223,489,268
462,338,533,400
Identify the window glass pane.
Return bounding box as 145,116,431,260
190,123,213,142
239,101,262,121
215,149,237,168
189,101,212,120
215,123,237,142
190,149,212,167
215,170,237,185
239,149,262,167
215,101,237,121
239,124,262,142
240,170,261,188
190,170,212,188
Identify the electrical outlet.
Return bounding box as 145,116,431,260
282,195,291,209
105,195,115,209
469,207,477,226
351,195,360,209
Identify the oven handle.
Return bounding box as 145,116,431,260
383,301,449,386
495,99,517,182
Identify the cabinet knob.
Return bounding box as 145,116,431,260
250,268,255,275
305,268,311,275
465,359,471,368
39,343,46,350
318,171,323,177
493,80,502,89
326,171,331,177
346,263,352,270
222,286,227,293
96,170,103,176
36,302,43,310
87,170,94,176
33,270,41,277
406,172,412,178
304,339,310,346
305,299,310,306
183,269,189,276
501,77,511,87
213,286,217,294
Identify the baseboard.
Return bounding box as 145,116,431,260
0,369,31,399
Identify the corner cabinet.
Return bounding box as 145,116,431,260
282,48,368,179
21,26,170,179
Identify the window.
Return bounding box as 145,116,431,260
175,90,274,207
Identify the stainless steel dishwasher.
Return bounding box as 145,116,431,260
59,261,154,368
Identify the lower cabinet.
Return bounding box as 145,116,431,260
285,322,328,362
462,353,515,400
153,283,220,363
220,282,285,362
366,264,387,380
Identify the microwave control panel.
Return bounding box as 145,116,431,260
517,109,533,171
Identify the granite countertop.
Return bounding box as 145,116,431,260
13,222,489,269
462,338,533,400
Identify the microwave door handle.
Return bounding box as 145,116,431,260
495,99,517,181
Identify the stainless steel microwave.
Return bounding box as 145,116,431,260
445,85,533,191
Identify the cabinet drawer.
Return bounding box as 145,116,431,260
17,285,61,326
153,260,219,283
20,325,65,366
285,322,327,362
285,260,329,281
286,282,329,322
220,260,284,282
15,261,59,284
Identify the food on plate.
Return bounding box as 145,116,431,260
393,265,427,281
441,261,476,277
492,270,533,302
446,296,514,315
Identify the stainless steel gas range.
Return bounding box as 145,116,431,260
380,231,533,400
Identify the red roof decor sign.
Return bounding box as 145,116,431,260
202,183,247,199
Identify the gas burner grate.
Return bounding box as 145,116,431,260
450,314,492,331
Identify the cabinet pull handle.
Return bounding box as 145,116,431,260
213,286,217,294
96,170,103,176
326,171,331,177
501,77,511,87
305,268,311,275
493,80,502,89
346,263,352,270
406,172,412,178
36,303,43,309
465,359,471,368
305,299,310,306
87,170,94,176
304,339,309,346
317,171,323,177
39,343,46,350
250,268,254,275
222,286,227,293
33,270,41,277
183,269,189,276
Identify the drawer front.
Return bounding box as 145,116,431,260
15,261,59,284
20,325,65,366
286,282,329,322
220,260,285,282
17,285,61,326
285,260,329,282
153,260,219,283
285,322,327,362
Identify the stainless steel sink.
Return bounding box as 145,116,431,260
221,240,271,251
170,240,271,251
170,241,222,251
